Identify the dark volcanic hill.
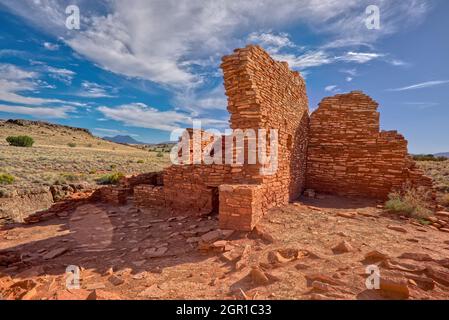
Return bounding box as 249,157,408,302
103,135,145,145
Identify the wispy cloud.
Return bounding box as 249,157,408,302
325,85,340,93
403,102,440,109
247,31,298,54
0,63,84,106
43,41,59,51
0,104,75,118
45,66,75,85
389,80,449,91
77,81,116,98
273,51,333,69
2,0,432,88
339,52,384,64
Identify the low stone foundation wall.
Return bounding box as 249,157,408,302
134,185,166,209
219,184,264,231
92,186,128,205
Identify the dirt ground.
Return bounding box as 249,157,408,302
1,194,449,300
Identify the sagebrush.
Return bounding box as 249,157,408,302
6,135,34,147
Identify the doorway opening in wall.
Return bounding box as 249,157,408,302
209,187,219,215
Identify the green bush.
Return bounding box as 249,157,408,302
137,159,144,164
6,135,34,147
67,142,77,148
385,187,433,219
0,173,15,185
157,151,164,158
97,172,125,185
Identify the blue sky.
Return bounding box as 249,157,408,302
0,0,447,153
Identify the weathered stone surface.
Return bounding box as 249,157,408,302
42,247,68,260
306,91,433,199
387,225,408,233
249,267,270,285
364,250,389,262
399,252,433,262
332,241,354,254
108,275,125,286
379,276,410,299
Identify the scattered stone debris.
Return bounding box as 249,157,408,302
332,241,354,254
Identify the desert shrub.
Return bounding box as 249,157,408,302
413,154,447,162
87,143,93,148
6,135,34,147
385,186,433,219
110,164,117,170
157,151,164,158
0,173,15,185
67,142,77,148
137,159,144,164
54,173,79,185
97,172,125,185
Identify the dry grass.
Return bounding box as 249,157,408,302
0,121,171,196
417,160,449,192
385,186,433,219
416,160,449,208
0,144,170,194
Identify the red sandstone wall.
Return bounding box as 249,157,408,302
306,91,433,198
221,45,310,209
134,45,310,230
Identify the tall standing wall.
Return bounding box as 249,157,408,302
306,91,433,198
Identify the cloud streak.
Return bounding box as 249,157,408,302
0,104,75,118
389,80,449,91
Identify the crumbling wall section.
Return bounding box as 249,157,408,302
306,91,433,198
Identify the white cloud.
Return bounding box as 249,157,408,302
43,41,59,51
98,102,227,132
2,0,432,88
1,0,433,120
0,104,75,118
325,85,340,93
388,80,449,92
175,85,228,115
402,102,439,109
339,52,384,64
340,68,358,77
346,77,353,82
247,31,297,53
274,51,333,69
273,51,384,70
45,66,75,85
0,63,83,106
78,81,116,98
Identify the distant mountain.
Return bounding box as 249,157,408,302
435,152,449,158
103,135,145,145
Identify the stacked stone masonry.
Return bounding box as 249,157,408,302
306,91,433,198
131,45,432,231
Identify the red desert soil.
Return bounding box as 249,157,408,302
1,194,449,300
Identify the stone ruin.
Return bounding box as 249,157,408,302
98,45,433,232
